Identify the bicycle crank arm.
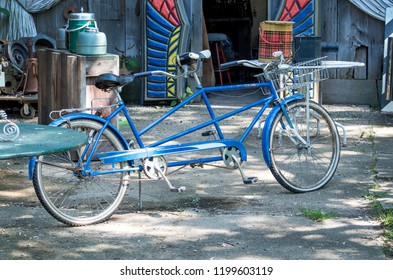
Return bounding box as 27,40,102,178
231,155,258,185
153,166,186,193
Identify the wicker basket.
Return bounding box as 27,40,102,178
258,21,294,63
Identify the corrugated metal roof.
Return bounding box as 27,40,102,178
0,0,61,40
350,0,393,21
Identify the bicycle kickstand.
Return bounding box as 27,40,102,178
231,155,258,184
153,166,187,193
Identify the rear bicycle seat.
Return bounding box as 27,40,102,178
95,73,135,90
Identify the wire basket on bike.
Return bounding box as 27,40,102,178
255,56,328,95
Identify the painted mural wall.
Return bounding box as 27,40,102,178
269,0,319,35
142,0,190,101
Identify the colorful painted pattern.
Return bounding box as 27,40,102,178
146,0,183,99
275,0,317,35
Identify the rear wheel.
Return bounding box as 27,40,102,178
268,101,340,193
33,119,130,226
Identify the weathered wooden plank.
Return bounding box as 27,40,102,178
53,52,62,113
183,0,202,53
77,55,86,109
337,0,355,79
60,52,69,109
97,0,123,20
33,0,84,40
351,4,370,80
64,54,77,109
48,51,59,123
320,0,338,78
38,49,60,124
183,0,204,92
37,49,47,124
250,0,268,52
339,3,362,79
367,16,384,80
125,0,141,59
354,46,367,79
97,19,125,54
91,0,124,56
85,54,119,77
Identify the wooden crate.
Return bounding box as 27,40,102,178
37,49,119,125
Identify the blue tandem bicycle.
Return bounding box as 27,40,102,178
29,50,340,226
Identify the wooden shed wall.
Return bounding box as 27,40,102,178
33,0,140,58
33,0,385,105
319,1,383,105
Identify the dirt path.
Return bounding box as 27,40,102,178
0,95,391,260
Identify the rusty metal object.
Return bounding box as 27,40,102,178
0,73,18,95
4,41,28,69
64,5,77,19
21,34,57,56
23,58,38,93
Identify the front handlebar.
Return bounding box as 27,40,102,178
220,51,291,74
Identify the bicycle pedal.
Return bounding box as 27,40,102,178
201,130,215,137
243,177,258,184
170,186,187,193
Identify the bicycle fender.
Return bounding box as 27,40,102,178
261,94,304,168
28,113,129,180
49,113,129,147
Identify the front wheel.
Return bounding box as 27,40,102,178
267,100,340,193
32,119,130,226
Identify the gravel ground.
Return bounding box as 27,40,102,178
0,94,392,260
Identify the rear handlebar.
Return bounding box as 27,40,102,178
95,50,212,91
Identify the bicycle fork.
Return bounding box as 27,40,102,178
277,99,312,154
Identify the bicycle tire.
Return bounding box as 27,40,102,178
32,119,130,226
267,100,340,193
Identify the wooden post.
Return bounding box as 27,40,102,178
37,49,47,124
37,48,119,125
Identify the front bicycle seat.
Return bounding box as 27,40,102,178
95,73,135,90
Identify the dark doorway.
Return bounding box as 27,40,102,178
203,0,253,60
203,0,254,83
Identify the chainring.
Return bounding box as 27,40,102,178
222,146,243,169
142,156,168,179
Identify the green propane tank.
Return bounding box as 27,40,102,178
65,8,96,53
77,27,107,56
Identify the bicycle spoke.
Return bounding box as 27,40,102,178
33,119,130,226
268,101,340,192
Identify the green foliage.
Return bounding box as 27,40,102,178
360,129,376,142
118,117,128,127
125,57,140,72
0,7,10,16
170,86,194,107
369,104,381,111
300,208,336,222
364,190,393,254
